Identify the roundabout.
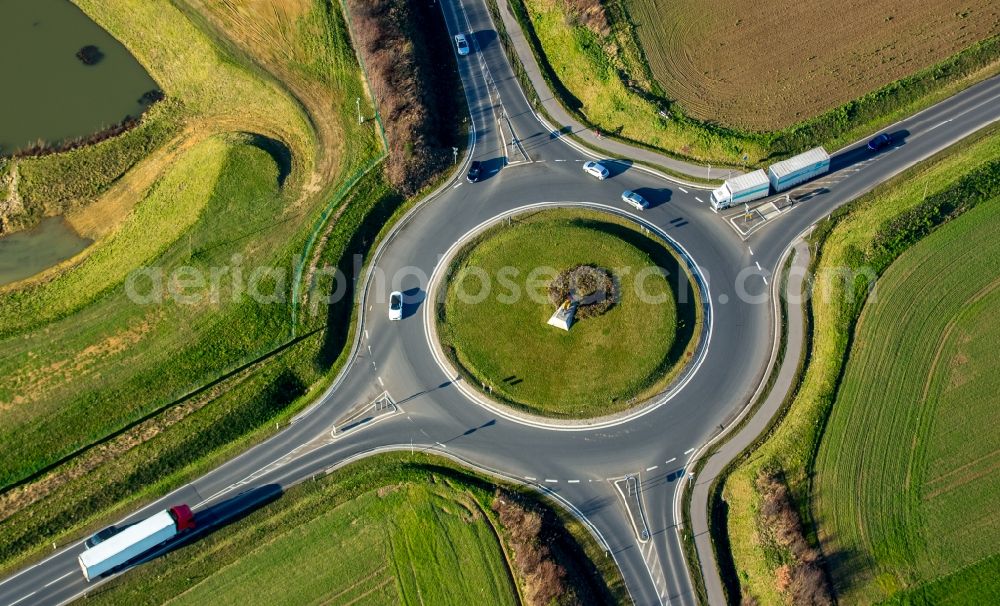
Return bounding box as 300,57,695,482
433,207,703,419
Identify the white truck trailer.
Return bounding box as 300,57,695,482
767,146,830,192
78,505,195,581
709,169,770,210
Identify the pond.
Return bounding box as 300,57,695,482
0,216,92,286
0,0,159,155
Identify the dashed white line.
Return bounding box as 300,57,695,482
9,592,37,606
44,572,74,587
452,182,462,189
683,448,695,455
377,376,384,387
555,159,566,162
364,329,369,340
646,465,658,471
435,442,447,449
748,246,754,256
755,261,763,271
762,275,769,285
544,478,559,483
665,457,676,464
525,476,536,481
695,196,705,203
678,187,688,193
568,479,580,484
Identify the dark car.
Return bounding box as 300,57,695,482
467,160,482,182
867,133,893,151
85,525,119,548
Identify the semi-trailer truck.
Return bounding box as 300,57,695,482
767,146,830,192
78,504,195,581
709,169,770,210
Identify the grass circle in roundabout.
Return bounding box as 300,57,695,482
436,208,701,419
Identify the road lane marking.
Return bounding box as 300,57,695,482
555,159,566,162
684,448,694,455
695,196,704,203
678,187,688,193
435,442,446,449
762,275,769,285
665,457,676,464
755,261,763,271
646,465,658,471
44,572,74,588
452,183,461,189
567,479,580,483
748,246,754,256
525,476,536,481
377,376,384,387
544,478,559,483
9,591,36,606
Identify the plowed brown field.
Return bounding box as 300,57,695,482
628,0,1000,130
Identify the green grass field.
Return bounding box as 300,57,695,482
719,126,1000,605
813,198,1000,604
85,453,628,606
438,208,698,417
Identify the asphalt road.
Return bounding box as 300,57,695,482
2,1,1000,604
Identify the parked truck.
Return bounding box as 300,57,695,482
709,169,770,210
767,146,830,192
78,504,195,581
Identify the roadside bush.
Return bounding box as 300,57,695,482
492,489,570,606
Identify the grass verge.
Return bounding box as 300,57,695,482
437,208,700,418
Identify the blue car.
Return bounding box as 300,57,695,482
867,133,893,151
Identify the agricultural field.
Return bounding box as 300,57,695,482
813,197,1000,603
438,208,699,418
628,0,1000,130
85,454,627,606
718,126,1000,605
511,0,1000,164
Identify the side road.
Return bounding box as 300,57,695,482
489,0,739,183
689,239,810,604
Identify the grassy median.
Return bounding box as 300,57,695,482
438,208,700,418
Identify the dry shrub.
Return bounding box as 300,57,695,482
548,264,618,319
755,471,833,606
562,0,610,37
492,490,569,606
347,0,450,195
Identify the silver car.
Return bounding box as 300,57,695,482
454,34,470,56
583,160,609,180
621,190,649,210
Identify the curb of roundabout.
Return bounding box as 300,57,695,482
423,201,715,431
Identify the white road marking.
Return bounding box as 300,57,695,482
762,275,769,285
9,592,36,606
665,457,676,464
568,479,580,483
684,448,695,455
364,329,369,340
525,476,536,481
44,572,74,588
377,376,384,387
452,183,461,189
435,442,446,449
646,465,658,471
695,196,704,203
555,159,566,162
755,261,763,271
678,187,688,193
748,246,754,256
544,478,559,483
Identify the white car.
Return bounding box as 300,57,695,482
621,190,649,210
388,291,403,321
454,34,470,56
583,160,610,180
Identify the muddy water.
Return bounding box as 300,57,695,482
0,0,159,155
0,217,91,286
